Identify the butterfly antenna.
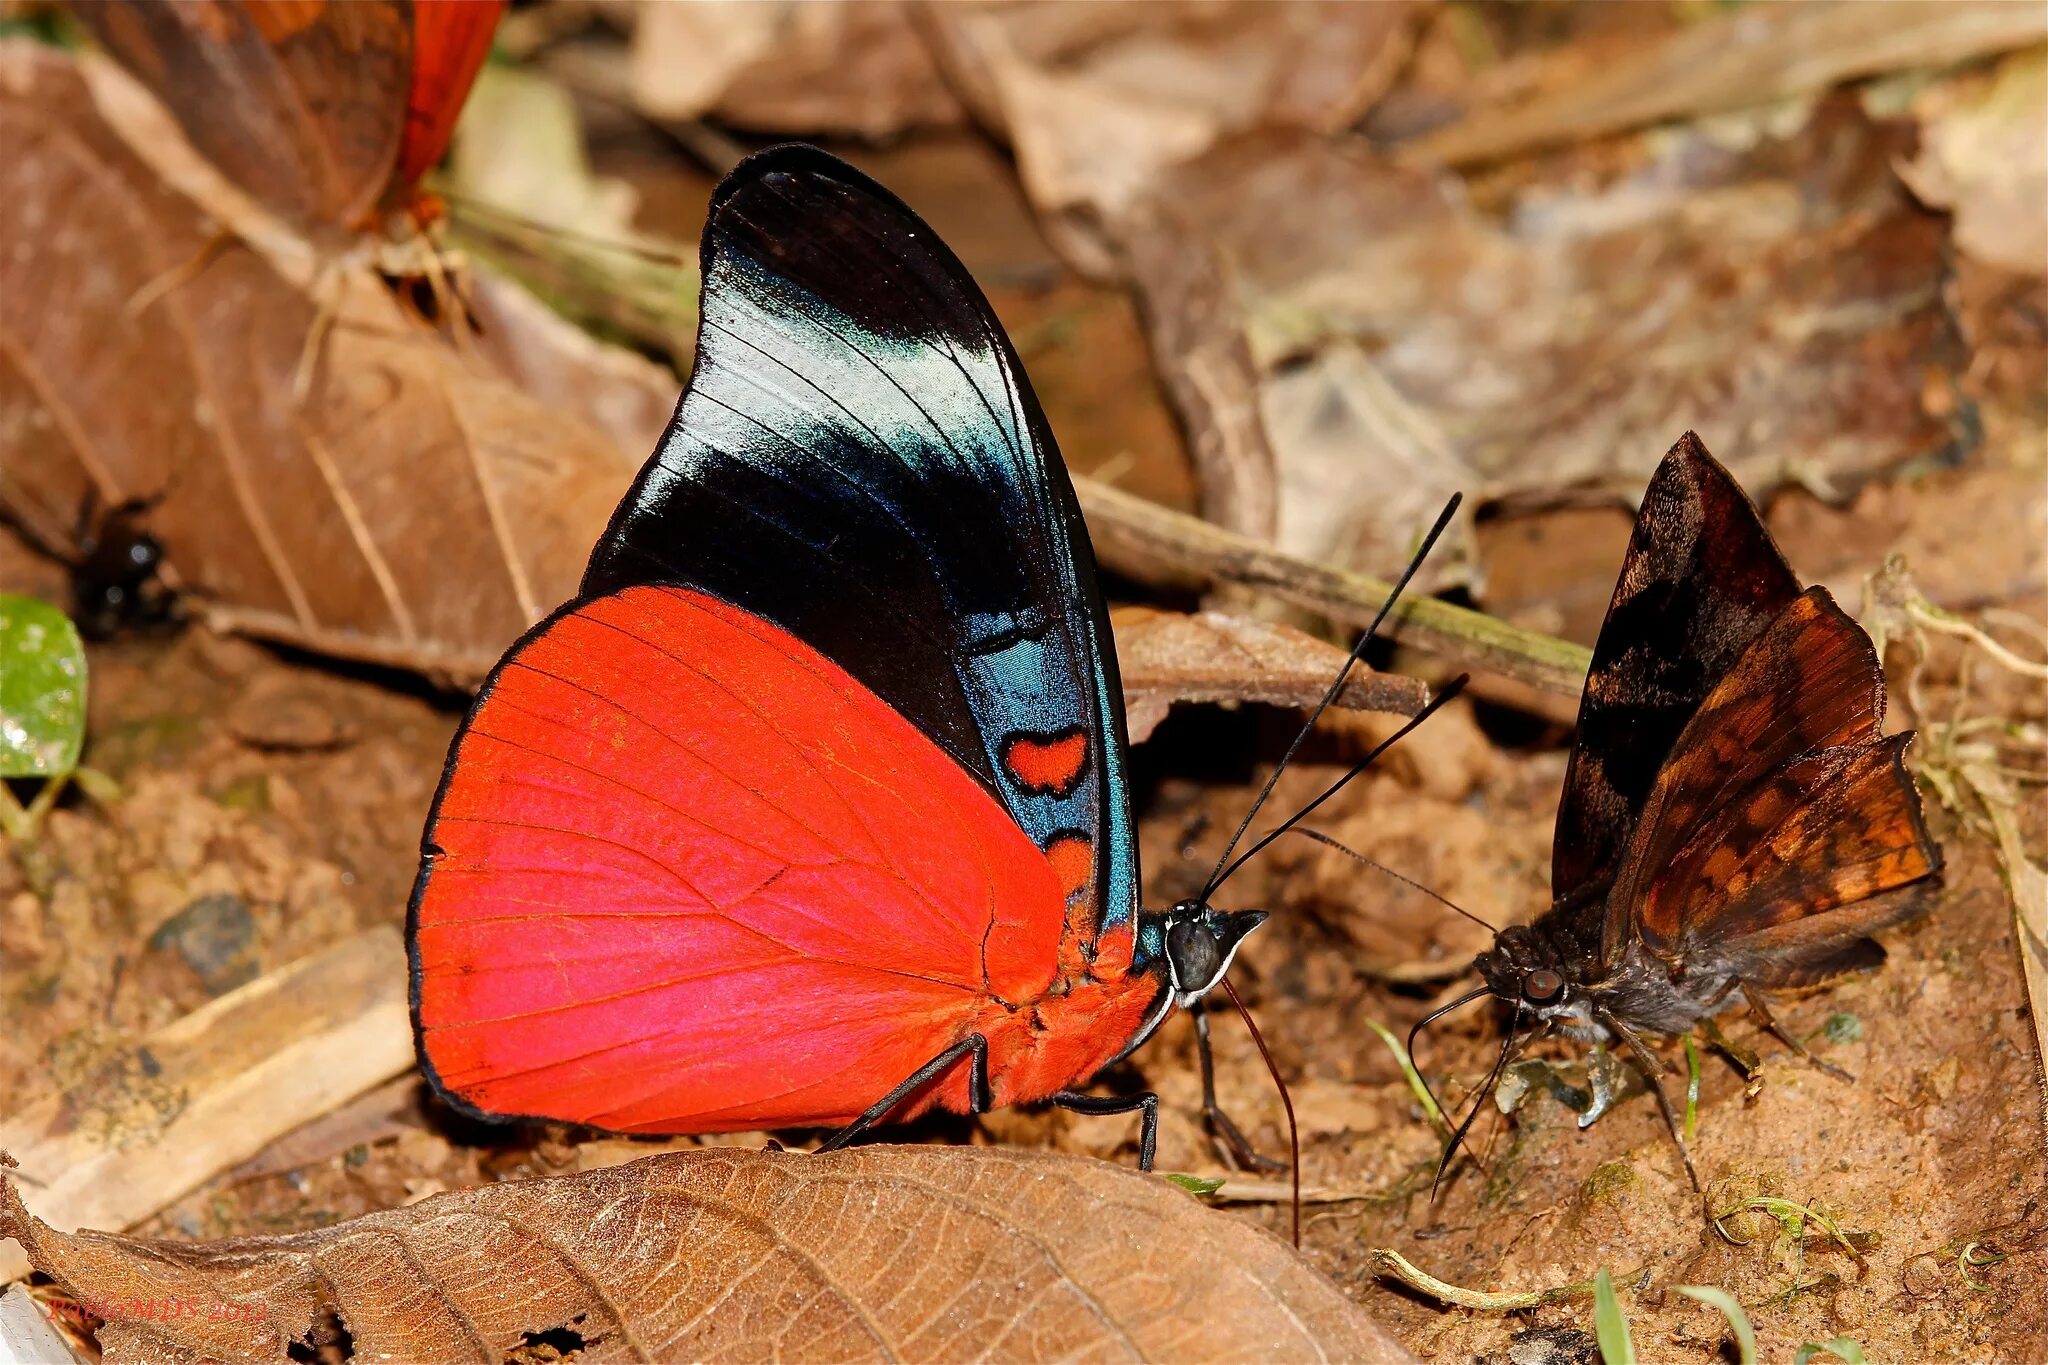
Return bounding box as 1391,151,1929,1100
1220,977,1299,1248
1430,1007,1525,1202
1281,827,1499,934
1206,674,1471,898
436,190,696,266
1405,985,1491,1146
1201,495,1462,903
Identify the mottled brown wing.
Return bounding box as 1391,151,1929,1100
1553,433,1801,902
74,0,413,231
1628,733,1941,970
1603,586,1910,962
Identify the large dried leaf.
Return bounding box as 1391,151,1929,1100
1122,101,1968,569
0,44,637,683
630,0,964,139
1,1146,1414,1364
923,1,1424,277
1111,606,1427,742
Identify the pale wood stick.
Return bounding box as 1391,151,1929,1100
1074,476,1592,704
0,928,413,1283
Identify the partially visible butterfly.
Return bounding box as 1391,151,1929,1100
407,146,1456,1240
1408,434,1943,1191
72,0,504,241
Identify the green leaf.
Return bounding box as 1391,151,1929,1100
1675,1285,1757,1365
1795,1337,1868,1365
1823,1011,1863,1044
1592,1268,1635,1365
1162,1173,1224,1196
0,595,88,778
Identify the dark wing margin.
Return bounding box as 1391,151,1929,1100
1553,433,1801,902
582,145,1138,948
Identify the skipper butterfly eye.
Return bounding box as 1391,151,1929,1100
1523,969,1564,1005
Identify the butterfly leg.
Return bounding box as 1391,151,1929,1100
1600,1010,1704,1196
1194,1004,1286,1173
816,1032,990,1154
1740,983,1853,1082
1049,1091,1159,1171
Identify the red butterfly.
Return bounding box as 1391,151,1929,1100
1411,434,1943,1192
73,0,502,239
408,147,1457,1214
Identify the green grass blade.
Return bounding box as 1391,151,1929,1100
1675,1285,1757,1365
1795,1338,1868,1365
1364,1017,1450,1135
1592,1268,1635,1365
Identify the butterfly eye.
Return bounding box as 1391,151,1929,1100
1523,969,1564,1005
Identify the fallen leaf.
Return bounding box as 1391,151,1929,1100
1116,195,1278,538
924,0,1424,276
1,1146,1416,1364
630,0,963,139
1899,48,2048,277
0,44,637,685
1401,1,2048,168
1121,99,1968,569
1111,606,1427,742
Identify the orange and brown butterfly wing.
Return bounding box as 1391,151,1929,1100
1603,588,1941,969
74,0,412,231
1554,433,1801,904
391,0,504,205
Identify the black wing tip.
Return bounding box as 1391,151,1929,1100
709,143,911,227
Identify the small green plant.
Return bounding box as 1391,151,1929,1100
1795,1338,1868,1365
0,594,114,842
1591,1268,1635,1365
1162,1173,1224,1196
1714,1195,1861,1256
1958,1241,2009,1290
1674,1285,1757,1365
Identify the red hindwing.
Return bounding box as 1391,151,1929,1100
411,586,1089,1132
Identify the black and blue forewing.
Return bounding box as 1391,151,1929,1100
583,145,1139,948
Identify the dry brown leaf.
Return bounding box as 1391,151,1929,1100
1111,606,1426,742
1,1146,1415,1364
630,0,964,139
1403,0,2048,168
1899,47,2048,278
924,1,1424,276
1121,102,1967,569
0,44,637,684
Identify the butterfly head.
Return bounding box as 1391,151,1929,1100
1141,901,1268,1008
1475,925,1586,1026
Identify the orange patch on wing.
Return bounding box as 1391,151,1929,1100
1003,730,1089,796
1044,834,1094,902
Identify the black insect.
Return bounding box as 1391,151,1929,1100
65,493,182,641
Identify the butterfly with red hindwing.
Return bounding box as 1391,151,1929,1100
1406,434,1943,1195
407,145,1461,1244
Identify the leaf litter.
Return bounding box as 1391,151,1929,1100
2,7,2046,1365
